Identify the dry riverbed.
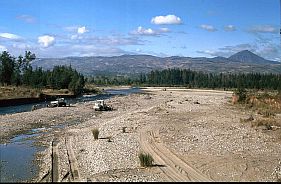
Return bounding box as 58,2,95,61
1,87,281,182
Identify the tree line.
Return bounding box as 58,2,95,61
2,51,279,92
88,68,281,91
145,68,281,90
0,51,85,95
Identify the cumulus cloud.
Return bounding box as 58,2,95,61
0,45,7,52
16,15,36,23
38,35,55,48
151,15,182,25
69,26,89,40
77,26,89,34
248,25,279,34
224,25,236,31
130,26,170,36
0,32,22,40
135,26,156,35
200,24,217,32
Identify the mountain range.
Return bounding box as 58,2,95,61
32,50,281,76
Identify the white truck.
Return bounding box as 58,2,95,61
94,100,112,111
49,98,67,107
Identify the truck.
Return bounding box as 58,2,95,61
93,100,112,111
49,98,67,107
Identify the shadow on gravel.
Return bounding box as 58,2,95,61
152,164,166,167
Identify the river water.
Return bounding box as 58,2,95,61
0,87,142,115
0,87,142,182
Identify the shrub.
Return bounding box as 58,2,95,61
138,152,154,167
92,128,99,140
250,119,276,130
234,88,247,103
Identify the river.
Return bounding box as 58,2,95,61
0,87,142,182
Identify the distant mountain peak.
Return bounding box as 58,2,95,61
228,50,274,64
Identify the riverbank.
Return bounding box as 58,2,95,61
1,87,281,182
0,85,102,107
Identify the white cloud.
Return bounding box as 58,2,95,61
70,34,84,40
77,26,89,34
16,15,36,23
159,28,170,33
131,26,157,36
0,45,7,52
249,25,278,34
200,24,217,32
130,26,171,36
69,26,89,40
34,44,131,57
64,26,78,32
0,33,22,40
151,15,182,25
38,35,55,48
93,36,144,45
12,43,31,49
197,50,216,56
224,25,236,31
258,45,281,61
197,44,257,57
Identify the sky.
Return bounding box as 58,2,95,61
0,0,280,61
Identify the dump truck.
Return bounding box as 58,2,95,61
94,100,112,111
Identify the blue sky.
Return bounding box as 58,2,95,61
0,0,280,61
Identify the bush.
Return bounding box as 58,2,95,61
250,119,276,130
138,152,154,167
92,128,99,140
234,88,247,103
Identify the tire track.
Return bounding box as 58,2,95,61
140,128,212,182
65,136,81,182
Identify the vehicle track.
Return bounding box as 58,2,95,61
39,136,81,182
140,128,212,182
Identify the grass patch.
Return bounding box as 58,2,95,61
92,128,99,140
138,152,154,167
0,86,41,99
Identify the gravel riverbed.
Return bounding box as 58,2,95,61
1,87,281,182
